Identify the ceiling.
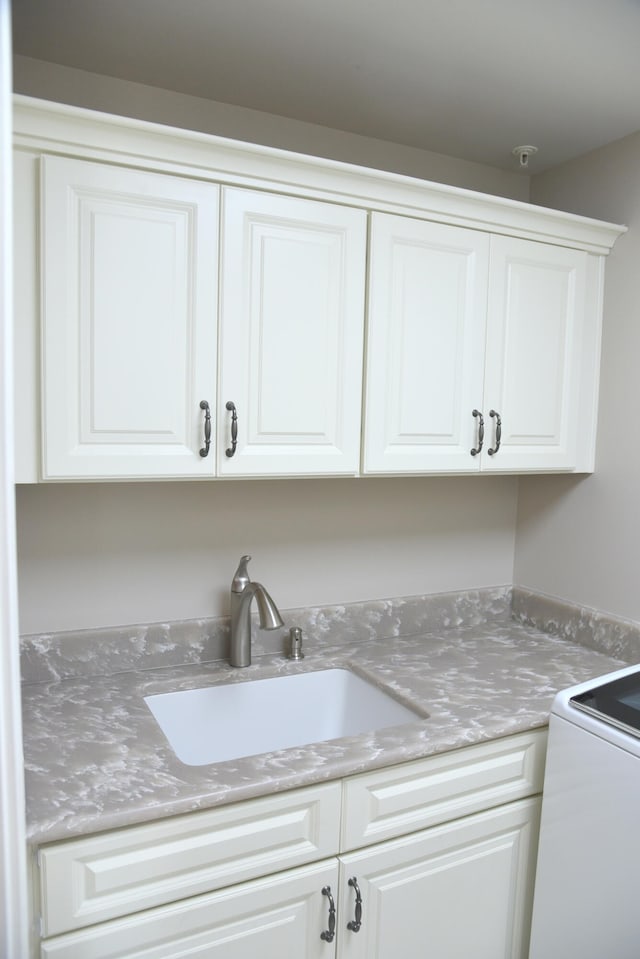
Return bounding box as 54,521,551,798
11,0,640,173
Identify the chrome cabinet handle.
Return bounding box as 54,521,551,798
199,400,211,457
470,409,484,456
488,409,502,455
347,877,363,933
225,401,238,458
320,886,336,942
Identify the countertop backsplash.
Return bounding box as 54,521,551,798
512,586,640,665
20,584,640,685
20,584,514,684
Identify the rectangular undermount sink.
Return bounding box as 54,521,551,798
145,668,421,766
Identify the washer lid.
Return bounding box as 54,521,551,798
570,666,640,739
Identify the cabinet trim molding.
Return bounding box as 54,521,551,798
14,95,625,255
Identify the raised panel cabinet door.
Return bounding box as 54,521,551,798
482,235,588,472
41,156,218,479
337,798,541,959
40,859,340,959
218,188,367,476
363,213,489,473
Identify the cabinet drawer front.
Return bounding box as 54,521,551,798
341,729,546,850
39,782,341,937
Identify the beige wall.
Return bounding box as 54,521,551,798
515,131,640,621
12,55,530,201
16,478,518,634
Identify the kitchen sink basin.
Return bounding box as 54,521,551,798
144,667,422,766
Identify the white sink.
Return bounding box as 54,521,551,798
144,668,421,766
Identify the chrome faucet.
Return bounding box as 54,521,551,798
229,555,284,667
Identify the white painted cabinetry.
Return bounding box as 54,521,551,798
13,97,623,481
364,213,598,473
482,235,590,471
39,860,341,959
338,799,540,959
40,156,219,480
217,188,367,476
36,160,367,480
363,213,489,473
33,730,545,959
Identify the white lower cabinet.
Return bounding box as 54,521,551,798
39,860,340,959
338,799,540,959
34,731,545,958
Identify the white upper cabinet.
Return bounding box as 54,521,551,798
364,214,599,474
363,213,489,473
217,188,367,476
14,97,623,482
40,156,219,479
482,235,589,471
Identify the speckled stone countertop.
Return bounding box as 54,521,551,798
22,613,626,847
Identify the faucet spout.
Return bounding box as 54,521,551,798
253,583,284,631
229,556,284,667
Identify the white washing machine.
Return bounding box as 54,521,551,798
529,663,640,959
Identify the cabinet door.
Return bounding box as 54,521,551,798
41,859,339,959
363,213,489,473
482,235,588,471
218,188,367,476
41,156,218,479
337,798,540,959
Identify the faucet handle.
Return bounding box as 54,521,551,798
231,555,252,593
